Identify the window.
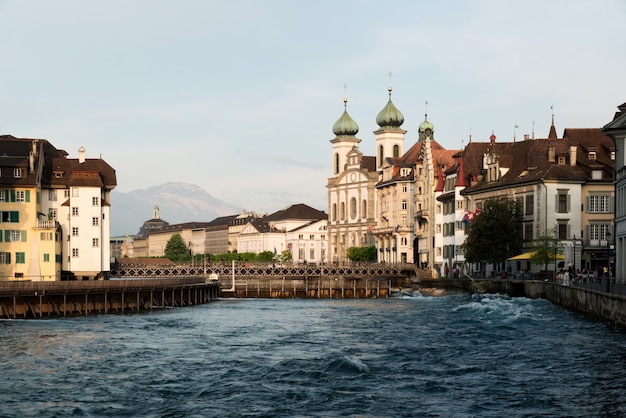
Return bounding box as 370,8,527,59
9,230,22,242
0,190,4,202
92,217,99,226
13,168,21,178
401,200,407,210
0,211,18,223
64,190,70,198
72,207,79,216
15,191,25,202
320,235,325,240
48,190,57,201
298,234,304,240
350,197,357,219
558,224,568,240
72,227,79,236
361,200,367,219
49,209,57,220
556,192,570,213
40,232,53,241
378,145,384,166
334,153,339,174
393,144,399,158
402,185,407,193
72,248,79,257
15,252,25,264
0,252,10,264
309,235,314,240
525,195,534,215
309,248,315,260
43,253,50,262
589,151,596,160
92,238,99,247
587,195,612,213
92,196,99,206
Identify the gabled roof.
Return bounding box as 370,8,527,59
264,203,327,222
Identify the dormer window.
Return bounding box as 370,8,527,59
589,150,596,160
54,171,63,178
558,156,566,165
13,168,21,178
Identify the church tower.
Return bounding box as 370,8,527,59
374,86,406,169
330,97,360,177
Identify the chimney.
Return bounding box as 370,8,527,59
78,146,86,164
569,146,577,167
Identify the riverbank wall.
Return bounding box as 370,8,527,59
434,278,626,330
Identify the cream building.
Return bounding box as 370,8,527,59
0,136,116,281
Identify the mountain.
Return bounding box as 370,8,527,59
110,182,241,236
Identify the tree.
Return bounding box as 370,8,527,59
531,229,564,271
346,246,377,262
463,196,523,267
275,250,292,264
164,234,190,261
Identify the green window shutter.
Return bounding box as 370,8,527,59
40,232,44,240
0,230,2,242
6,252,10,264
21,230,27,242
10,190,16,202
25,190,30,202
4,230,9,242
9,211,19,222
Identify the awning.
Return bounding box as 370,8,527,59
508,251,565,261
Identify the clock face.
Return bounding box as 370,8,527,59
350,172,357,182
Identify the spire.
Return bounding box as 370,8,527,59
418,101,434,141
455,156,468,188
548,105,557,139
435,164,445,192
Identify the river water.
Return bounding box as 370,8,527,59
1,293,625,417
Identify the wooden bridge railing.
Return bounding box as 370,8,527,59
110,263,413,280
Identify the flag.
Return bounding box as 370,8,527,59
395,225,400,232
462,210,475,223
368,225,373,233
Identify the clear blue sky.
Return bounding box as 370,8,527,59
1,0,624,214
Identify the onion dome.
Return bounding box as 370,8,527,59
332,98,359,136
419,115,434,133
376,87,404,128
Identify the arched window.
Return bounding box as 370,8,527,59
350,197,357,220
361,199,367,219
332,203,337,222
340,202,346,220
393,144,399,158
378,145,384,166
334,153,340,174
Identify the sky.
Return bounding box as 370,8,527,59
1,0,624,215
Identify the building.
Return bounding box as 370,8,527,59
455,116,614,277
327,97,378,264
0,135,116,281
602,102,626,281
237,203,327,263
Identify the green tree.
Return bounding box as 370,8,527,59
463,196,523,267
531,229,564,271
346,246,377,262
164,234,190,261
275,250,292,264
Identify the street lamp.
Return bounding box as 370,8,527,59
606,231,612,276
572,235,577,274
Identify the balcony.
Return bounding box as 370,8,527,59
34,220,58,230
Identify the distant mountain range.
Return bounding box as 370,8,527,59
110,182,241,236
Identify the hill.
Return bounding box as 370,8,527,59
110,182,241,236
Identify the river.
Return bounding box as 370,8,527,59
0,293,624,417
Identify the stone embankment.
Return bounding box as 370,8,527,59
419,278,626,330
